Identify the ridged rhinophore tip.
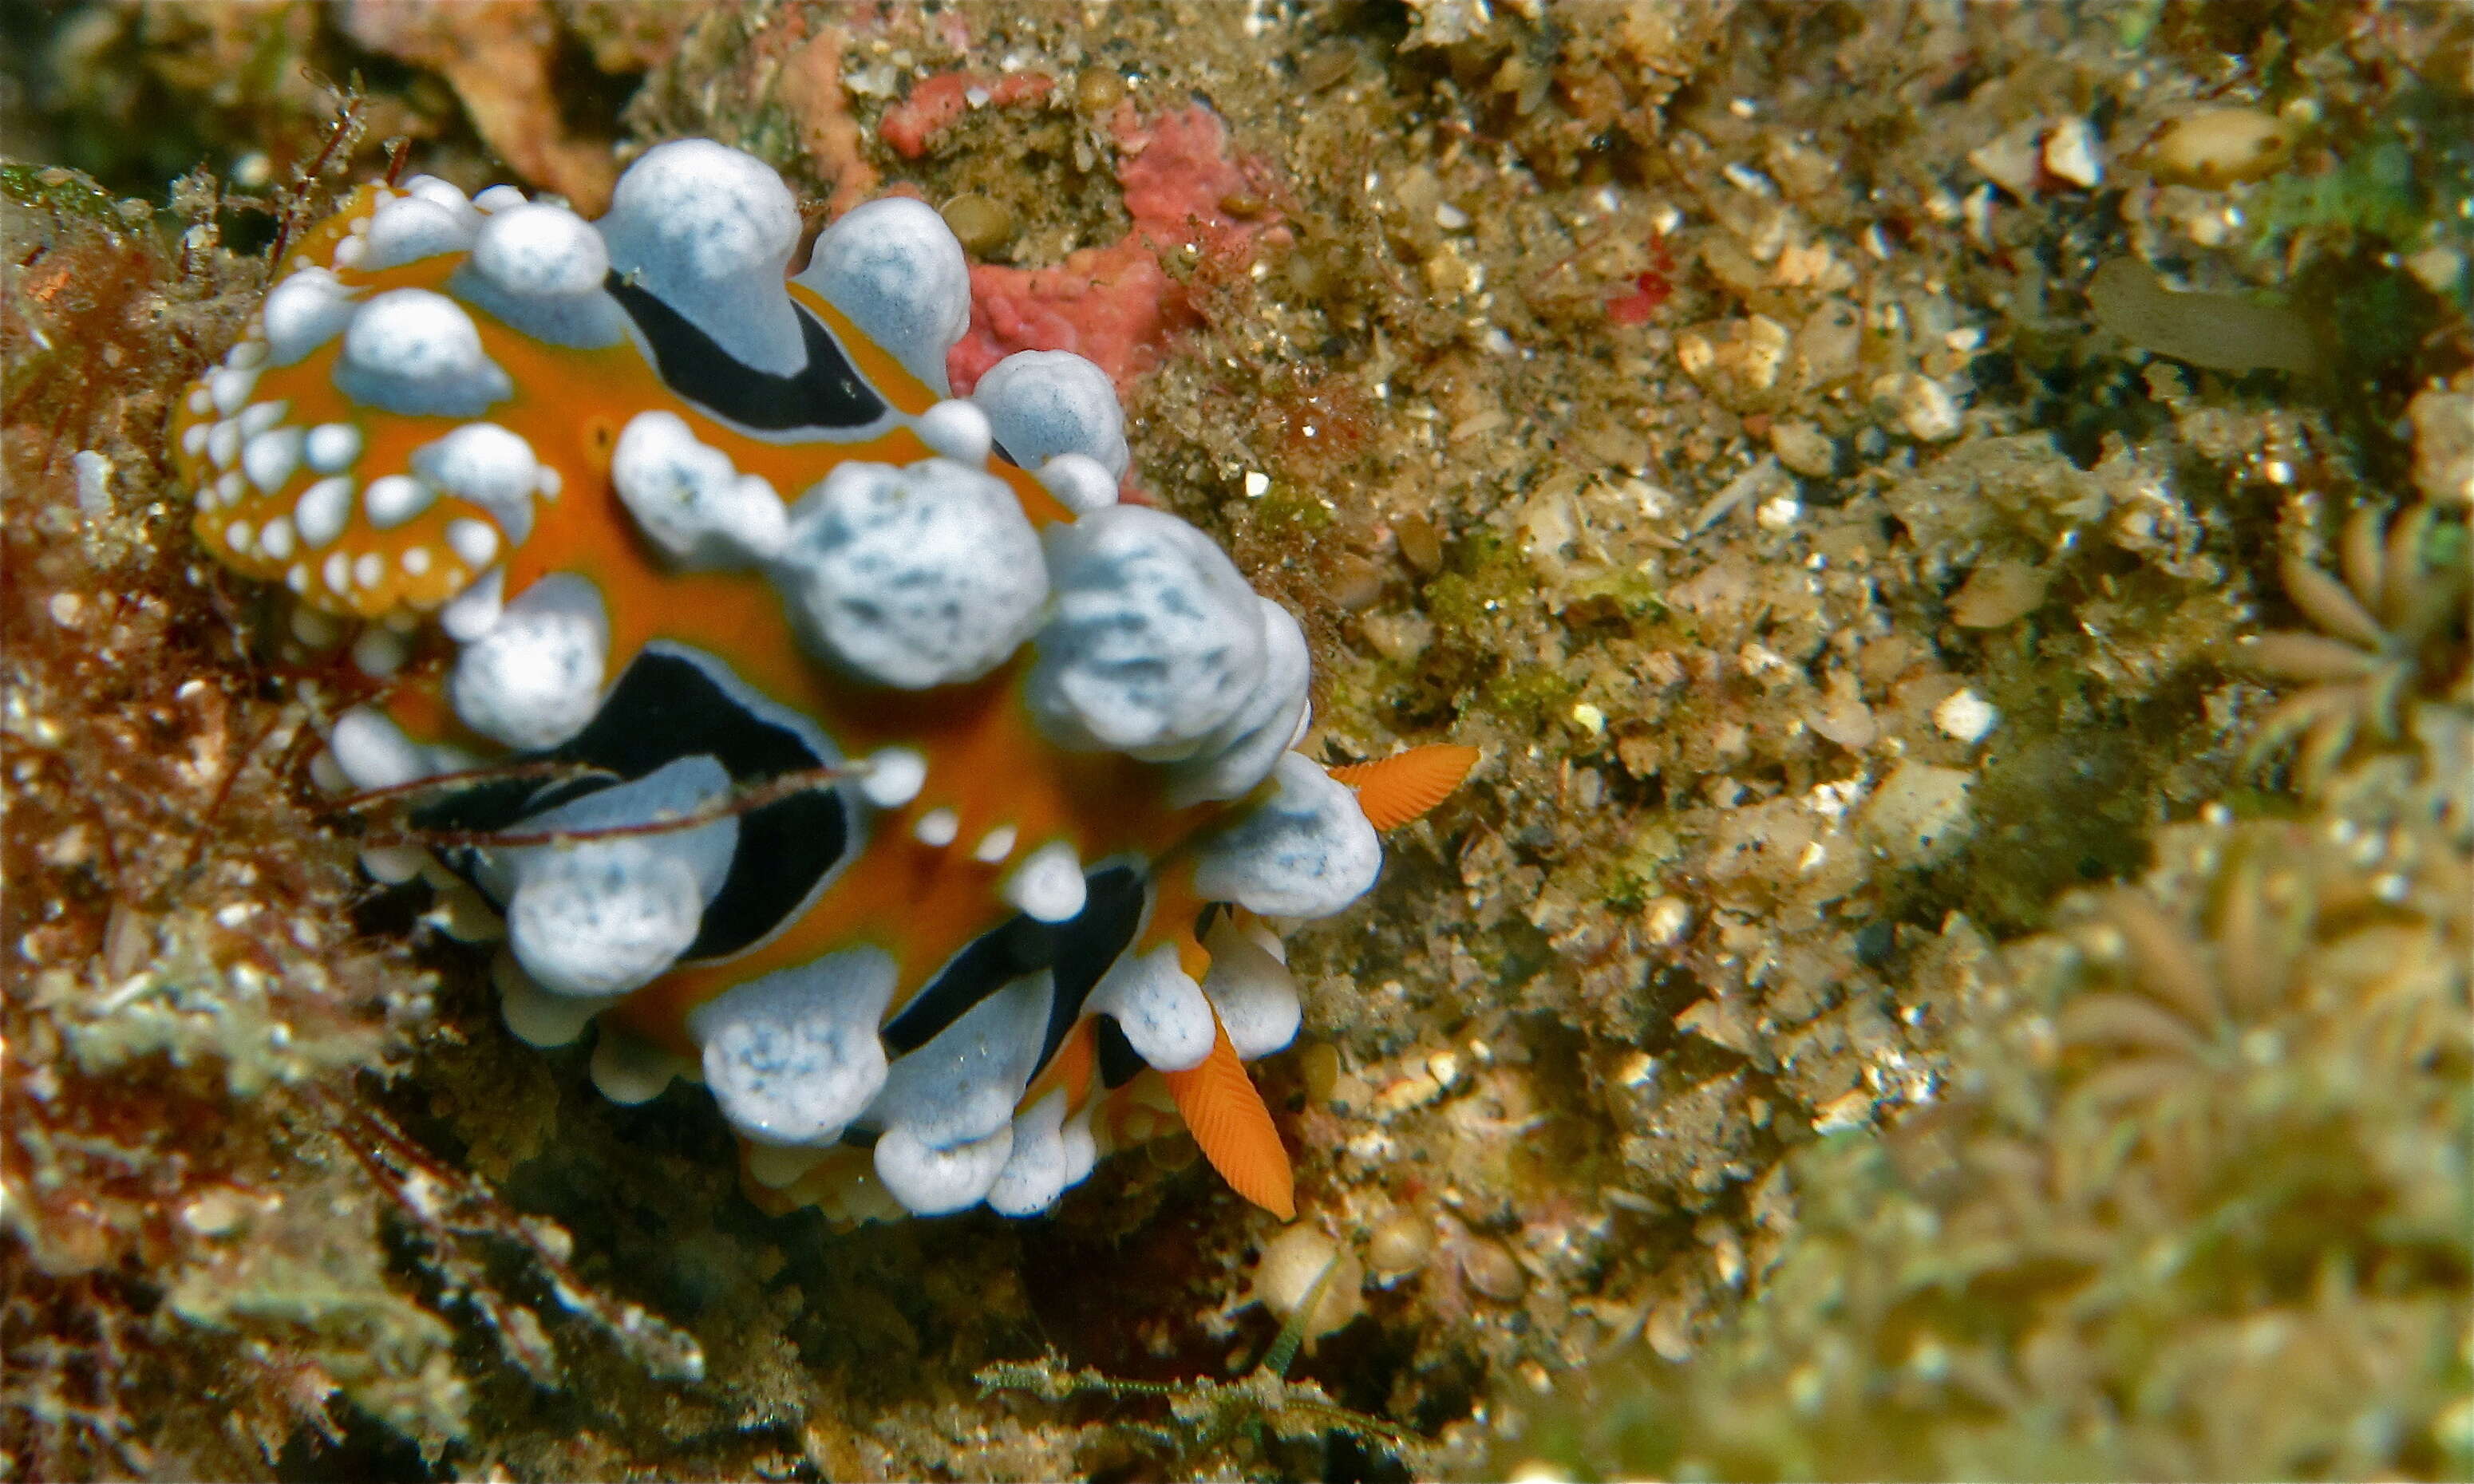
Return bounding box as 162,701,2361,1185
686,947,897,1147
796,195,972,395
970,349,1130,479
1192,752,1381,918
773,457,1047,689
1029,504,1268,756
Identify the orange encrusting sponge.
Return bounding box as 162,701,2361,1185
1330,744,1480,831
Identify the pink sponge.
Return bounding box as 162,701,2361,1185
948,105,1280,396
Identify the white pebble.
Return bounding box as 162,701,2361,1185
1932,687,2000,744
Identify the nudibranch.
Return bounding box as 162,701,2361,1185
171,140,1475,1224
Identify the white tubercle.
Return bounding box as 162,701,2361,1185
446,517,501,569
914,807,959,847
772,457,1046,689
449,572,607,748
1201,913,1302,1060
294,476,354,547
209,365,259,417
873,1122,1014,1216
1001,840,1086,923
362,195,477,271
411,422,542,541
328,706,433,791
590,1027,692,1105
1192,751,1381,919
796,194,972,394
1168,596,1314,806
1086,942,1216,1072
913,399,993,464
984,1090,1075,1218
305,422,363,474
970,825,1018,865
497,756,738,998
439,566,506,641
1034,452,1120,515
335,288,513,417
968,349,1131,478
472,184,529,214
598,139,806,377
261,268,355,365
456,199,626,348
362,473,435,528
857,746,927,808
236,401,287,438
686,946,897,1147
1029,503,1267,757
469,200,606,297
865,973,1051,1152
493,950,620,1048
611,409,787,566
241,427,302,493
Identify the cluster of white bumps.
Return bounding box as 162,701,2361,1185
272,141,1377,1220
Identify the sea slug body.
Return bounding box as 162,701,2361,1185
172,144,1476,1224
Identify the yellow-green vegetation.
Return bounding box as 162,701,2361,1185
1496,744,2472,1480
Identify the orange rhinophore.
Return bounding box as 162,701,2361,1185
1163,1016,1295,1219
170,139,1481,1225
1330,744,1481,831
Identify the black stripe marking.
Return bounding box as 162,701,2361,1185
413,649,851,961
876,865,1151,1062
607,271,887,432
1095,1016,1145,1089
